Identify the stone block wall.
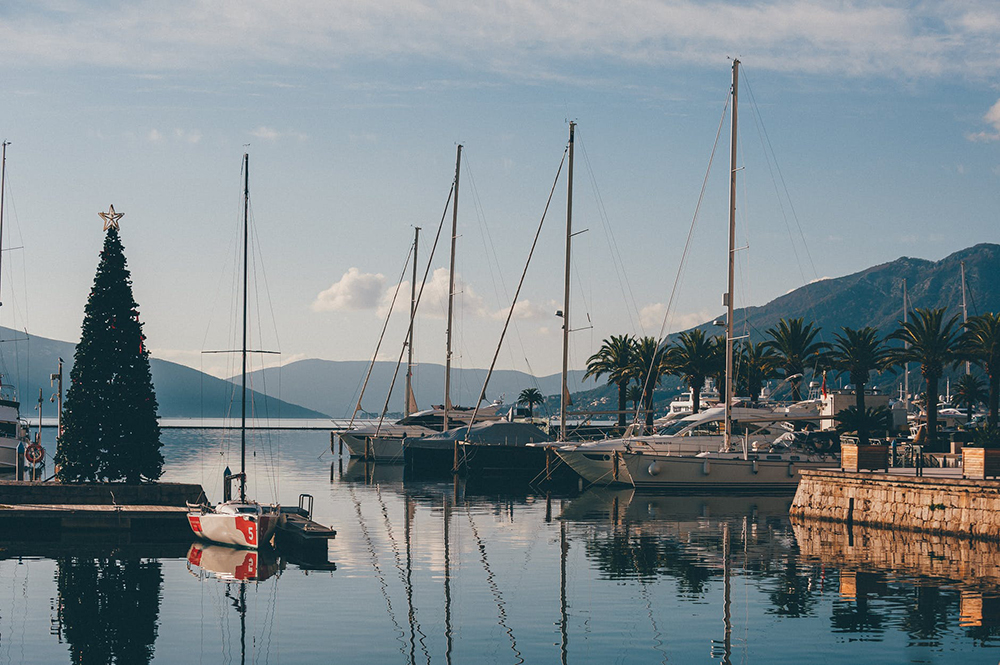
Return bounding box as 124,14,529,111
790,470,1000,541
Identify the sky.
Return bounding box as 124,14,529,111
0,0,998,386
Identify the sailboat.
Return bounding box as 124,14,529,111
0,141,32,472
187,153,281,549
617,61,837,492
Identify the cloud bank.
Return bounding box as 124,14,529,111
3,1,998,81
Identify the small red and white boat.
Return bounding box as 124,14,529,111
188,500,281,550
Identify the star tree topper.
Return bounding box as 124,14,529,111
99,204,124,231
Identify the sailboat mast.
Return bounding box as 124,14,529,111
0,141,8,307
903,279,909,411
240,153,249,503
406,227,420,417
962,260,970,375
444,145,461,431
560,122,575,442
724,60,739,453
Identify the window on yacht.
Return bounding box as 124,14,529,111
685,421,722,436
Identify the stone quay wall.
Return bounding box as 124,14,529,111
790,469,1000,541
0,481,206,506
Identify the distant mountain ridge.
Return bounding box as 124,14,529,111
0,327,326,419
716,243,1000,341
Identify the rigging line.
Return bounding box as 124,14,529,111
634,89,730,425
742,68,819,282
464,153,534,385
246,208,279,498
349,240,414,429
742,78,806,290
736,122,753,339
467,145,569,426
374,182,455,437
577,131,642,335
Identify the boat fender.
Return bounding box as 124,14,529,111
648,462,661,476
787,463,795,477
702,460,711,475
751,459,758,474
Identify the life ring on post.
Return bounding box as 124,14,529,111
24,443,44,464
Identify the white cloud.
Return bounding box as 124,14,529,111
639,303,668,330
966,98,1000,142
491,299,556,321
250,126,281,141
312,267,386,312
174,128,202,143
1,1,998,81
639,303,713,333
412,267,488,319
250,126,307,142
147,129,163,143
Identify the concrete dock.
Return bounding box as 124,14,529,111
0,480,205,535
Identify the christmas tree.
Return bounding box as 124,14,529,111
56,206,162,482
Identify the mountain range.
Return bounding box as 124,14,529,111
1,243,996,419
0,327,326,419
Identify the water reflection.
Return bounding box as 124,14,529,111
54,555,163,665
10,429,1000,664
186,543,282,665
793,517,1000,646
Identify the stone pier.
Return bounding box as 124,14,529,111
791,469,1000,541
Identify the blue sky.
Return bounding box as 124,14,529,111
0,0,998,391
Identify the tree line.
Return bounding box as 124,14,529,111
520,310,1000,448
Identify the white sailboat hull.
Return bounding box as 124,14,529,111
621,451,838,492
340,433,412,462
188,505,281,549
557,438,724,486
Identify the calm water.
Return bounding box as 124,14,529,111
2,429,999,664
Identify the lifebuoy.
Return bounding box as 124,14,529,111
24,443,44,464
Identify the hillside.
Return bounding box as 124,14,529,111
721,243,1000,341
0,327,327,419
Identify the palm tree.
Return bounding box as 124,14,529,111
665,329,716,415
707,335,727,404
962,312,1000,427
584,334,636,426
737,341,780,406
764,318,828,402
626,384,643,412
517,388,544,419
890,307,963,449
836,406,893,439
824,326,894,445
631,336,672,429
953,373,986,426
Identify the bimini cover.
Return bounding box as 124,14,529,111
417,421,551,447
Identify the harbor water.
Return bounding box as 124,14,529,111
1,427,998,663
